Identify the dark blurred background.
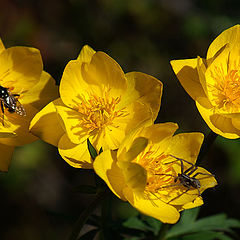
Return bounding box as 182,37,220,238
1,0,240,239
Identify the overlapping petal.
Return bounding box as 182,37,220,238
31,45,163,168
171,25,240,138
30,98,65,146
0,47,43,93
94,123,217,223
0,39,58,171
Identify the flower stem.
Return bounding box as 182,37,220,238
197,130,218,164
68,189,109,240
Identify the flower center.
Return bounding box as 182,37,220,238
208,66,240,112
137,149,175,191
77,90,127,134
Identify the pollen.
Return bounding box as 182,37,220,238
77,90,128,134
208,66,240,112
136,148,176,194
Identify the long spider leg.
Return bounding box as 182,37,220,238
167,187,191,204
156,182,183,190
192,172,215,178
185,165,198,176
169,155,196,167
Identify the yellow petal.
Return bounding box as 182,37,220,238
231,117,240,130
166,132,204,164
30,98,65,147
0,144,15,172
207,25,240,60
124,137,148,162
0,46,43,92
55,103,88,144
196,166,217,193
123,188,180,224
58,134,92,169
197,56,208,96
0,103,39,146
205,46,229,107
21,71,59,109
77,45,96,62
118,121,178,162
0,128,16,138
140,122,178,144
60,52,127,108
122,72,163,120
118,161,147,192
181,197,203,210
170,58,207,101
93,149,127,200
0,38,5,54
196,102,240,139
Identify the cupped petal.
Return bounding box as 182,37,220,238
196,102,240,139
0,46,43,93
58,134,92,169
120,72,163,120
0,103,39,146
60,52,127,108
0,144,15,172
179,197,203,211
93,149,127,200
82,52,127,97
123,188,180,223
140,122,178,144
231,116,240,130
195,166,217,192
55,103,88,144
118,121,178,162
170,58,207,101
123,137,148,162
166,132,204,164
197,57,208,96
118,161,147,192
0,38,5,54
77,45,96,62
207,25,240,60
21,71,59,109
205,46,229,108
30,98,65,147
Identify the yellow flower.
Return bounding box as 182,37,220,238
30,45,163,169
0,38,58,171
171,25,240,139
93,122,217,223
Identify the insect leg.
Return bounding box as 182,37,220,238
184,164,198,176
167,187,191,204
192,172,215,179
169,155,196,167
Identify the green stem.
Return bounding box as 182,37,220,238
68,189,109,240
197,130,218,165
157,223,170,240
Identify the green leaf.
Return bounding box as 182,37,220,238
142,215,162,236
166,208,240,239
87,138,98,160
123,216,152,231
181,231,233,240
